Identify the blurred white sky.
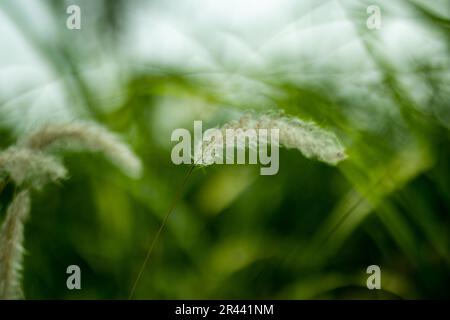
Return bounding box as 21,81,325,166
0,0,448,133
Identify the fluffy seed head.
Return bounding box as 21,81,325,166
0,147,68,189
0,190,31,300
194,113,347,166
21,121,142,179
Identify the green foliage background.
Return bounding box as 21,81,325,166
0,0,449,299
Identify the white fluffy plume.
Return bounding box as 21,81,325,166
194,113,347,166
0,191,30,300
0,147,67,189
21,121,142,179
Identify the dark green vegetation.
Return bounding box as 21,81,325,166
0,0,449,299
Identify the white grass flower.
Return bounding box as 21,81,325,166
193,127,260,165
0,121,143,300
194,113,347,166
21,121,142,179
0,147,67,189
254,114,347,165
0,190,30,300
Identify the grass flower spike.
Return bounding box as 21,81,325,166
0,147,67,189
194,113,347,167
21,121,142,179
0,191,31,300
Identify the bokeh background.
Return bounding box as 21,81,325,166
0,0,449,299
